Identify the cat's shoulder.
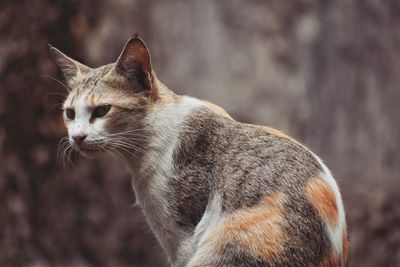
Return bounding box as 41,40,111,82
179,97,302,147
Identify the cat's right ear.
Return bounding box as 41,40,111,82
112,37,154,94
49,45,90,83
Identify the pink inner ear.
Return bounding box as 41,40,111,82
118,38,152,75
130,44,150,72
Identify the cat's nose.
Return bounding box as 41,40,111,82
72,134,87,146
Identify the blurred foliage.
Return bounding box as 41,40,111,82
0,0,399,266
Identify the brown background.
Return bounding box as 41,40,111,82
1,0,399,266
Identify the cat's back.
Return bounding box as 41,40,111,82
173,103,348,267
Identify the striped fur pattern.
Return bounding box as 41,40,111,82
51,37,348,267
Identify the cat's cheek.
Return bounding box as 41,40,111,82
92,118,107,134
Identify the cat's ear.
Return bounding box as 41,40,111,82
114,36,153,92
49,45,90,83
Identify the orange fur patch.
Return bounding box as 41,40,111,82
204,192,286,261
306,177,338,227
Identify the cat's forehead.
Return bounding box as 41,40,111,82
65,90,109,109
78,64,114,89
64,64,119,107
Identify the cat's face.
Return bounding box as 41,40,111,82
51,37,155,159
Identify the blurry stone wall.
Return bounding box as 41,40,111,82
1,0,399,266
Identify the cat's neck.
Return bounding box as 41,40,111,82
123,91,205,262
130,94,205,188
125,81,202,180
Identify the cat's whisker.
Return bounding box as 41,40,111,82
56,136,74,169
63,144,72,168
111,137,146,146
118,146,140,159
86,139,147,152
57,137,70,167
111,138,141,150
41,75,70,92
82,141,130,165
110,134,149,141
52,102,65,110
56,137,66,152
103,129,151,137
48,92,67,98
112,128,150,133
60,144,69,169
66,146,75,167
93,134,149,149
111,139,146,154
110,141,141,158
96,135,149,143
104,146,119,162
107,145,130,166
57,144,67,164
96,144,109,159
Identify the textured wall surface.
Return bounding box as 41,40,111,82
1,0,399,266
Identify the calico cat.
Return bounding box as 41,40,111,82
50,36,348,267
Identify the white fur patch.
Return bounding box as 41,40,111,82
185,196,224,267
127,96,205,264
134,96,205,203
65,92,107,147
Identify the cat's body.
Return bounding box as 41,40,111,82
50,37,348,267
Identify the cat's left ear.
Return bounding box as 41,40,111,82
49,45,91,84
113,36,155,94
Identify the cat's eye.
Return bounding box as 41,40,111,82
92,104,111,118
65,108,75,120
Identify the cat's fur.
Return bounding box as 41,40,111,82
50,36,348,267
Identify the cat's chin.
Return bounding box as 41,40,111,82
76,147,104,159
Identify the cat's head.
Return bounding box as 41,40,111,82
50,37,157,159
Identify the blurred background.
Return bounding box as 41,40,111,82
1,0,399,266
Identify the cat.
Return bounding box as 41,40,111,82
50,36,349,267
